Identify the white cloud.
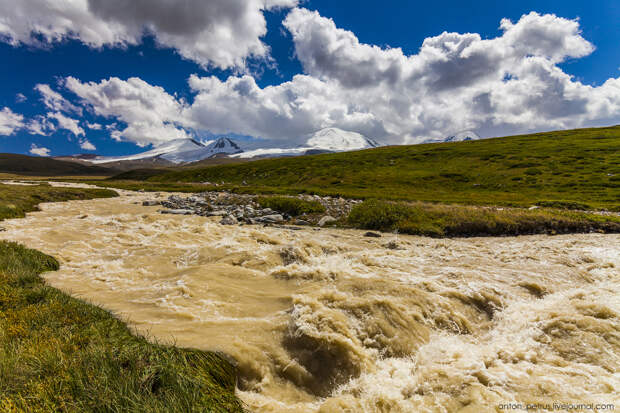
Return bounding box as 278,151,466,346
47,112,85,137
27,115,56,136
58,10,620,147
86,122,102,130
0,0,297,70
16,93,27,103
35,84,82,114
29,143,50,156
0,107,24,136
79,139,97,151
65,76,191,146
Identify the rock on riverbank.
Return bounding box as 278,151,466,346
147,192,362,227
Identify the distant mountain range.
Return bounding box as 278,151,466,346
54,128,482,169
74,128,381,166
423,131,481,144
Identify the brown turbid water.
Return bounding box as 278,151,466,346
1,187,618,412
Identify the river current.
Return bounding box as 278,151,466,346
1,188,618,412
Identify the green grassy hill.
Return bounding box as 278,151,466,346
0,153,116,176
115,126,620,210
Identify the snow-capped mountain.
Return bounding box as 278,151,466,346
86,129,379,165
88,137,243,165
306,128,380,151
233,128,380,159
423,131,481,144
88,139,205,164
202,138,243,157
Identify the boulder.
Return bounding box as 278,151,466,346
207,210,228,217
257,214,284,223
220,215,238,225
142,200,161,206
318,216,337,227
161,209,194,215
364,231,382,238
384,241,402,250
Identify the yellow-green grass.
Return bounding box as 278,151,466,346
110,125,619,211
347,200,620,237
0,183,118,221
0,185,244,412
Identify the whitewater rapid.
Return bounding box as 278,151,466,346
1,190,618,412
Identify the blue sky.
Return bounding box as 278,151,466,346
1,0,619,157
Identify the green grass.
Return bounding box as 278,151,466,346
0,183,118,221
0,242,242,413
347,200,620,237
111,125,620,210
0,184,244,412
257,196,325,216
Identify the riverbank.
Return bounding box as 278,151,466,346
0,181,117,221
0,183,243,412
139,191,620,237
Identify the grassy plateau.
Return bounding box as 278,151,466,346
109,126,619,211
0,183,243,412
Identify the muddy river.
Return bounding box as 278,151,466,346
1,187,618,412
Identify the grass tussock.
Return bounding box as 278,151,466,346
0,183,118,221
348,200,620,237
0,242,243,412
257,196,325,216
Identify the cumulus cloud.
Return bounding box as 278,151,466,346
0,0,297,69
65,76,191,146
0,107,24,136
16,93,27,103
29,143,50,156
47,112,85,137
35,84,82,114
186,73,384,141
79,139,97,151
58,9,620,146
